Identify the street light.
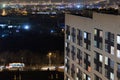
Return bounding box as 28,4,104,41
48,52,52,67
21,57,24,71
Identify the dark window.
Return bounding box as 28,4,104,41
84,53,91,72
77,49,82,66
66,25,70,40
71,28,76,43
84,31,91,51
105,32,114,55
77,29,82,46
94,28,103,50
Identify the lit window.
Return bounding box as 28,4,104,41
65,42,68,47
76,77,78,80
65,58,67,63
94,29,97,35
111,46,114,55
88,77,91,80
83,73,86,79
99,55,103,62
68,35,71,40
105,57,108,65
117,50,120,58
99,31,103,37
65,67,67,72
110,72,114,80
117,35,120,44
76,68,79,73
84,32,87,39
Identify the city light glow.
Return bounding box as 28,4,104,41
23,25,30,30
2,4,6,8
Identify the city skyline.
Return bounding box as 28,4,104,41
0,0,108,3
0,0,119,6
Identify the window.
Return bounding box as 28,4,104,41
110,72,114,80
111,46,114,55
65,42,68,47
105,44,108,52
77,49,82,66
68,35,71,40
99,30,103,37
65,59,70,74
77,29,82,46
105,68,107,77
71,64,75,79
65,66,67,72
105,57,108,65
66,25,70,40
105,58,114,79
88,55,91,62
94,51,102,73
94,29,97,35
94,28,103,50
76,77,78,80
117,64,120,80
76,68,79,73
71,45,76,60
105,32,114,54
94,41,97,47
83,73,91,80
110,34,114,42
84,53,91,72
117,63,120,72
117,35,120,44
88,77,91,80
71,28,76,43
76,68,82,80
65,58,67,64
105,32,109,40
83,73,86,79
84,32,87,39
84,31,91,50
99,55,103,62
66,42,70,57
110,59,114,69
99,42,102,50
117,50,120,58
88,33,91,40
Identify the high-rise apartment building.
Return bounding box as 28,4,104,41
64,12,120,80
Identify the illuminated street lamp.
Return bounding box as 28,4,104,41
48,52,52,67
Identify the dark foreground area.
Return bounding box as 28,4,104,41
0,70,64,80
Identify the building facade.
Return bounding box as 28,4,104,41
64,12,120,80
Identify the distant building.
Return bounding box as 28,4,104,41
64,12,120,80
